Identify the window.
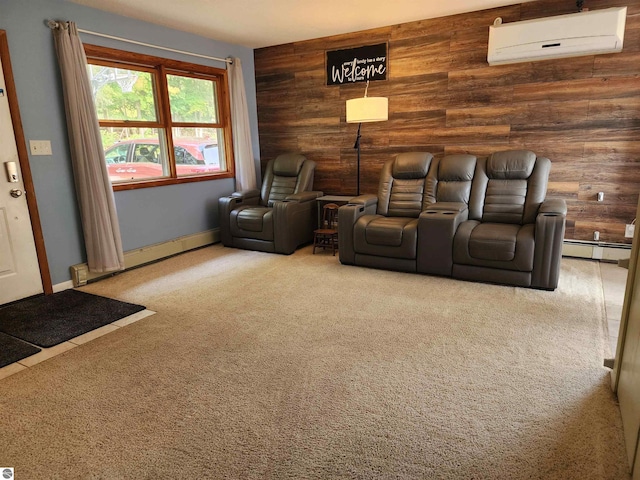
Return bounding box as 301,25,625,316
85,45,234,190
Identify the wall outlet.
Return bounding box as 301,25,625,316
29,140,52,156
625,224,636,239
594,231,600,241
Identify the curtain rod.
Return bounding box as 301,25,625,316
46,20,232,64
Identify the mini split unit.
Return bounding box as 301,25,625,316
487,7,627,65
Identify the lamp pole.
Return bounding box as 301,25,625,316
353,122,362,196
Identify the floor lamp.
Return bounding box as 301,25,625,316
346,81,388,195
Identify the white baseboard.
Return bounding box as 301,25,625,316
69,229,220,287
562,240,632,262
53,280,74,293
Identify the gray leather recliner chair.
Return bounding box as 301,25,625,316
338,152,434,272
218,153,322,254
452,150,566,290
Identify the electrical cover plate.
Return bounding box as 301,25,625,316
625,224,635,238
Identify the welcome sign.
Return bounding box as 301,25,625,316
326,43,387,86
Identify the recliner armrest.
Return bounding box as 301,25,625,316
271,198,317,254
348,194,378,209
417,205,468,276
532,198,567,290
338,203,372,265
231,189,260,203
285,191,323,203
538,198,567,216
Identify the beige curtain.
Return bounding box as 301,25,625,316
227,57,257,191
51,21,124,273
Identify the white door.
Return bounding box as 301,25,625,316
615,196,640,474
0,54,43,304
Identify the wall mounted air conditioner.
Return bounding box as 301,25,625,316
487,7,627,66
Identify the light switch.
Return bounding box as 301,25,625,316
29,140,52,156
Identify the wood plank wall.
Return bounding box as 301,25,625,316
254,0,640,244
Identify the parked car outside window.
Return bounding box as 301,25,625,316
104,138,220,182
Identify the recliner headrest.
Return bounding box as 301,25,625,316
439,154,476,181
487,150,536,179
392,152,433,179
272,153,306,176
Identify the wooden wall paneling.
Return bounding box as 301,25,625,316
513,75,640,103
584,141,640,164
384,72,448,96
254,0,640,243
449,26,490,53
519,0,638,20
547,181,580,198
293,26,392,54
448,56,595,91
446,105,517,127
390,125,511,146
389,34,452,77
510,100,590,126
588,97,640,120
579,183,640,205
447,86,514,109
594,52,640,76
390,15,455,40
502,142,586,162
574,221,627,241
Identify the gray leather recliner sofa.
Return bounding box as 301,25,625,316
338,150,566,290
218,153,323,254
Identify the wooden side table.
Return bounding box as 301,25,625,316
316,195,354,228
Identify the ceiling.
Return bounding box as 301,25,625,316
66,0,535,49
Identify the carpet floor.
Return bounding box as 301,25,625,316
0,245,629,479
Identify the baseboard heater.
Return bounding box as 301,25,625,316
562,239,631,262
70,229,220,287
69,232,630,287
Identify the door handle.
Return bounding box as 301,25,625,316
9,188,23,198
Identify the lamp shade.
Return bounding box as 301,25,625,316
346,97,388,123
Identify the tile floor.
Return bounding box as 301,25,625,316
600,261,629,358
0,309,155,381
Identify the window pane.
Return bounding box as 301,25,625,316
167,74,218,123
172,127,226,176
88,64,158,122
100,127,169,182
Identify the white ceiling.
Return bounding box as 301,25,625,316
67,0,534,49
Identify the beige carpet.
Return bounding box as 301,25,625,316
0,245,630,479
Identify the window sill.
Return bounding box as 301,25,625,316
112,171,234,191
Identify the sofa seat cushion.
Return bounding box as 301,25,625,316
469,223,520,262
453,220,534,272
230,206,274,241
354,215,418,259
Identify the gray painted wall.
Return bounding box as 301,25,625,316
0,0,260,285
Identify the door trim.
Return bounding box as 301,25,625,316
0,30,52,295
612,196,640,392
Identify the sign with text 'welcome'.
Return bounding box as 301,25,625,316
326,43,387,86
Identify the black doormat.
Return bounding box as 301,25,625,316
0,332,41,368
0,290,145,348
